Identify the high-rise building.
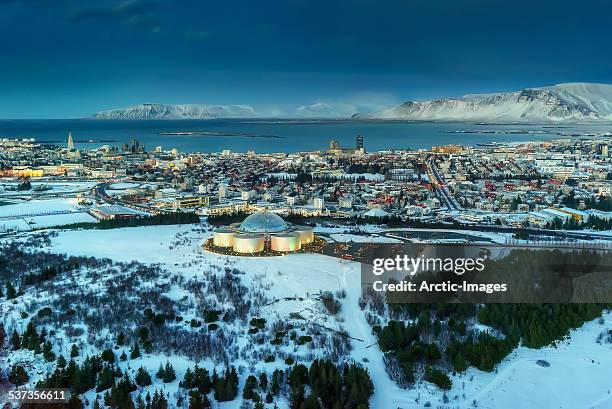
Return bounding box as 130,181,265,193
313,197,324,210
219,183,228,199
601,144,609,157
356,135,364,151
122,139,145,154
67,132,74,151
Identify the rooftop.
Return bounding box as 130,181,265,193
239,211,289,233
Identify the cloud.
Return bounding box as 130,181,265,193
184,28,210,40
295,102,343,118
293,94,399,118
69,0,160,31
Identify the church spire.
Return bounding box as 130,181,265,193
67,132,74,151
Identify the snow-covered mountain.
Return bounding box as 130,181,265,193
375,83,612,122
294,102,345,118
94,103,257,119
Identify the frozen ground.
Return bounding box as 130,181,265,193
327,233,402,243
34,224,612,409
0,180,97,197
0,198,96,231
0,198,82,217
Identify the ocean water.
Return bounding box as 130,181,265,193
0,119,610,153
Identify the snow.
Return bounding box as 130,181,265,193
446,311,612,409
328,233,401,243
376,82,612,122
343,173,385,181
24,212,97,228
95,104,257,119
0,198,81,217
363,208,390,218
6,223,612,408
295,102,345,118
107,182,141,190
0,181,97,197
0,198,95,231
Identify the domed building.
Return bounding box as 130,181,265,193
237,211,289,233
210,211,314,254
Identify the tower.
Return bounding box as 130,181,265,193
67,132,74,151
356,135,364,151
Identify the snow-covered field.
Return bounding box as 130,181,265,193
25,224,611,409
0,198,81,217
0,181,97,197
0,198,96,231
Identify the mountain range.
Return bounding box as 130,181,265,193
93,83,612,122
94,103,257,119
372,83,612,122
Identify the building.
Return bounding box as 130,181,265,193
356,135,364,151
67,132,75,151
241,190,256,201
219,183,228,198
122,139,145,154
210,211,315,254
338,195,354,209
89,205,144,220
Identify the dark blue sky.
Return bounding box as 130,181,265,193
1,0,611,118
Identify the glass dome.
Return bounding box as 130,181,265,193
239,211,289,233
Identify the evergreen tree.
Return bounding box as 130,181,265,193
8,364,29,385
136,366,152,387
188,390,211,409
130,342,141,359
70,344,80,358
11,330,21,351
101,348,115,363
163,362,176,383
0,323,5,349
213,367,239,402
43,340,56,362
258,373,268,391
97,365,115,392
242,375,257,400
5,282,17,299
453,353,468,373
271,369,282,395
180,365,211,394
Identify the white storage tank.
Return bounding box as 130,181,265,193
233,233,265,253
271,232,302,252
293,225,314,244
213,227,235,247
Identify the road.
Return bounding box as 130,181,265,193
93,182,156,214
426,157,462,211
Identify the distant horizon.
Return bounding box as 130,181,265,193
1,0,611,118
1,80,612,121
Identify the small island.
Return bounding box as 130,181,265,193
158,130,282,138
